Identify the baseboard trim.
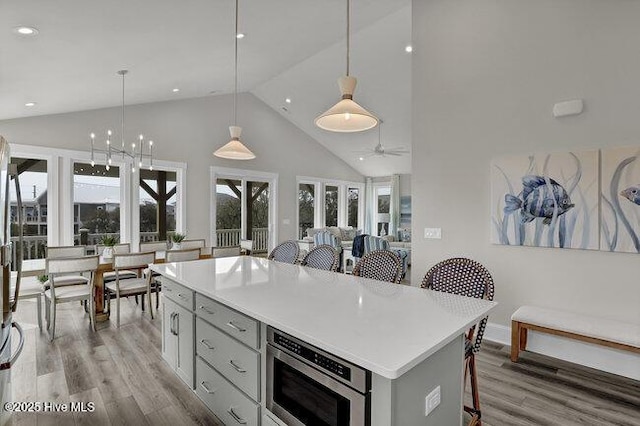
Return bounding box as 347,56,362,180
484,322,640,381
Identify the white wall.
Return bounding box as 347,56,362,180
0,93,363,243
411,0,640,327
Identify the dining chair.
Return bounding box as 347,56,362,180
268,241,300,264
301,245,340,272
96,243,138,282
212,246,241,258
179,239,206,249
421,258,495,426
140,240,168,253
165,248,201,263
150,248,202,310
313,231,343,270
352,250,403,284
44,255,100,341
12,274,44,331
45,245,90,287
106,252,156,327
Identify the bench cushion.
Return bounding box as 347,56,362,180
512,306,640,349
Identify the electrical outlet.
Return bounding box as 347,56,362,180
424,228,442,239
425,386,441,416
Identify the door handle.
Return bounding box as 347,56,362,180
229,360,247,373
227,407,247,424
199,339,215,350
226,321,246,333
174,313,179,336
199,305,215,315
169,313,175,335
200,381,216,394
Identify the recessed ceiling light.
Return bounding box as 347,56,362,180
14,26,39,36
405,45,413,53
285,98,291,104
172,88,180,93
359,157,364,161
236,33,245,39
24,102,36,107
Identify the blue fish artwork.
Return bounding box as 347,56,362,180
620,186,640,205
504,175,575,225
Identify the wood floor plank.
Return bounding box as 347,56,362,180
144,405,200,426
70,387,111,426
104,396,149,426
99,328,173,415
35,370,74,426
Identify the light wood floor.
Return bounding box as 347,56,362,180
9,298,640,426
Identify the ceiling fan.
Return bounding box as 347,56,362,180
353,120,409,159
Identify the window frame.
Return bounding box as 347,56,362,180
296,176,364,236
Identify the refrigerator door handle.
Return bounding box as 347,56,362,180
9,163,23,312
8,322,24,367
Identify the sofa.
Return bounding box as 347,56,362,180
302,227,411,266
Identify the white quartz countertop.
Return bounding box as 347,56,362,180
150,256,496,379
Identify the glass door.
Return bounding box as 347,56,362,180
247,180,269,254
212,169,276,255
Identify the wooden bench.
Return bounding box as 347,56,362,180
510,305,640,362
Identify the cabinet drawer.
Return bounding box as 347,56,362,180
196,318,260,401
196,357,259,426
162,279,194,310
195,294,259,349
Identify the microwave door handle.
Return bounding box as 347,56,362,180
8,322,25,366
10,165,23,312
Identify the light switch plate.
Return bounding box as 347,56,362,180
425,385,441,416
424,228,442,239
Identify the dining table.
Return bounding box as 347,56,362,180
20,249,213,322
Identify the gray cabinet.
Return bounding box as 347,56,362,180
162,297,194,388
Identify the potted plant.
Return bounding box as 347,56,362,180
37,274,48,285
100,235,118,259
170,233,186,250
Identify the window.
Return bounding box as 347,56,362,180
73,162,121,246
139,169,177,242
347,187,359,228
376,186,391,236
298,183,315,239
325,185,339,227
10,157,48,266
296,177,363,235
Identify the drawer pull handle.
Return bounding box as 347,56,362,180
226,321,247,333
177,293,187,299
200,381,216,394
199,339,215,350
165,287,173,292
199,305,215,315
228,360,247,373
227,407,247,424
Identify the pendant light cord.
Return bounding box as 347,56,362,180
234,0,239,126
121,72,125,150
346,0,350,76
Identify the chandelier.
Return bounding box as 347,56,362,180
89,70,154,173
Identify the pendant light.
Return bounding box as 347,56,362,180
214,0,255,160
315,0,378,133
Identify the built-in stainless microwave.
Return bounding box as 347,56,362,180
266,327,371,426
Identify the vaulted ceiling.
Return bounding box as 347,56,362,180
0,0,411,176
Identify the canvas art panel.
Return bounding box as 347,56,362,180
491,151,599,250
601,146,640,254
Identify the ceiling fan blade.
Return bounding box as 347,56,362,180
385,146,410,152
384,152,403,156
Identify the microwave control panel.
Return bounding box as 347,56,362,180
273,332,352,381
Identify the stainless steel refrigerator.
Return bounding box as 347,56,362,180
0,136,24,426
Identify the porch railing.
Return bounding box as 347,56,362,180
215,228,269,253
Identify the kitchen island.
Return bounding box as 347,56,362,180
150,256,496,426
